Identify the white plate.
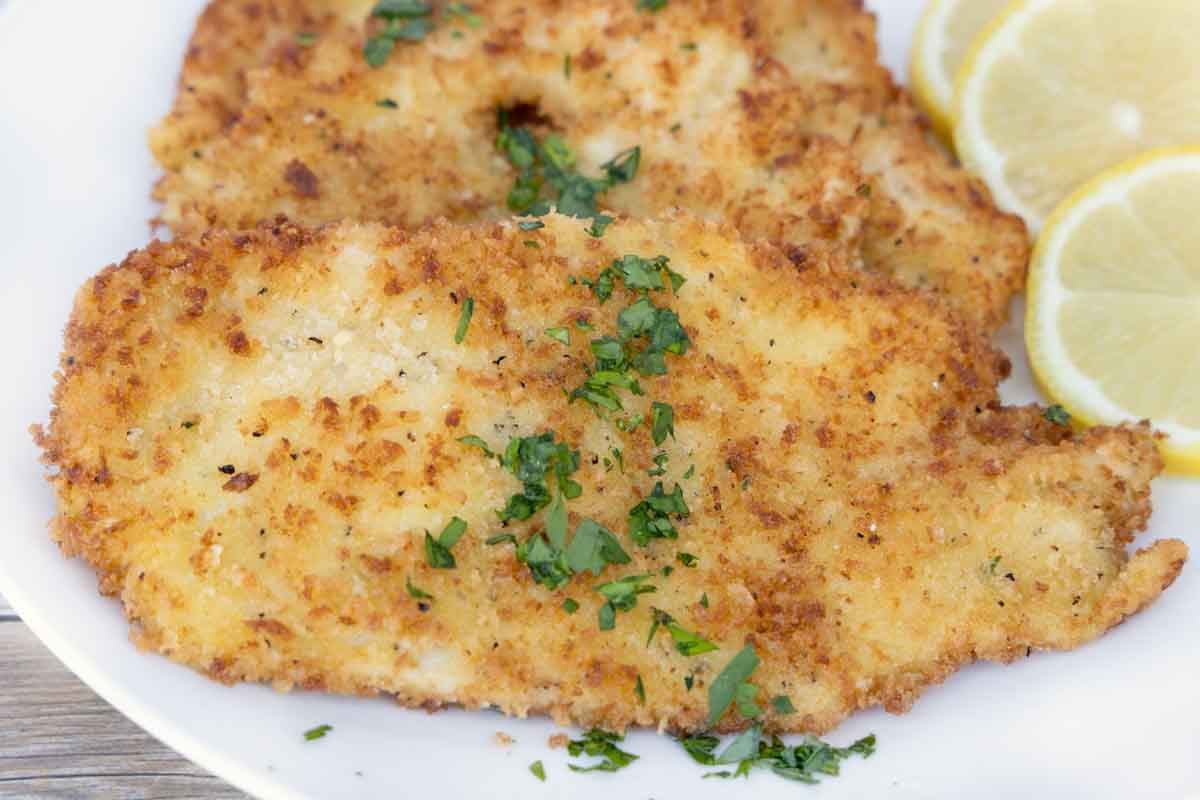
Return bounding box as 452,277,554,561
0,2,1196,798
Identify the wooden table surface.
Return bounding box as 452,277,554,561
0,592,247,799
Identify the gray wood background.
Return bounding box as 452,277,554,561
0,592,247,799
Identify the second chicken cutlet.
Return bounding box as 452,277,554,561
150,0,1028,329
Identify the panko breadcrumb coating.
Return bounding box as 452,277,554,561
150,0,1028,329
35,214,1184,734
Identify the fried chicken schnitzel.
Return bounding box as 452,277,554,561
150,0,1028,329
35,213,1184,734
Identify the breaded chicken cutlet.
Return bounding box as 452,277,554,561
150,0,1028,330
35,213,1184,734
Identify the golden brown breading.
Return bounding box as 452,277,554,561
150,0,1028,329
35,214,1184,734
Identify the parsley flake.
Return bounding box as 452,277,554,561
628,481,689,547
635,674,646,704
425,516,468,569
529,760,546,781
679,729,875,784
735,682,762,718
445,2,482,27
771,695,797,714
545,326,570,345
565,518,631,576
304,724,332,741
499,432,581,522
650,401,675,445
405,576,433,601
1044,404,1071,426
567,730,639,773
648,608,718,656
562,597,579,614
454,296,474,343
637,0,668,11
586,214,614,237
296,31,318,46
457,434,495,457
595,573,655,630
364,1,434,67
708,644,760,726
677,551,698,567
495,111,640,230
376,98,399,108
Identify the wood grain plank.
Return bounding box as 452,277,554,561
0,623,246,799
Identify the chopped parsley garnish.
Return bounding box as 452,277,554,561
495,110,640,228
376,98,399,108
569,259,690,418
445,2,482,27
562,597,579,614
296,32,318,46
681,42,697,51
303,724,332,741
588,254,685,303
771,695,797,714
679,729,876,783
518,219,545,231
735,682,762,718
405,576,433,601
700,592,709,608
486,533,517,546
650,401,675,445
594,573,655,630
365,1,434,66
616,413,644,433
586,214,614,237
425,516,468,569
498,432,581,521
637,0,668,11
504,515,629,591
617,297,690,374
707,644,759,726
454,296,474,343
684,674,695,690
567,730,639,773
514,532,572,590
529,760,546,781
1044,404,1071,426
647,608,718,655
564,53,572,79
647,452,669,476
628,481,689,547
565,518,631,576
682,464,695,479
457,434,495,457
677,551,698,567
545,326,570,345
635,675,646,704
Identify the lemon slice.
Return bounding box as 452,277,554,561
910,0,1012,144
954,0,1200,232
1026,148,1200,473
